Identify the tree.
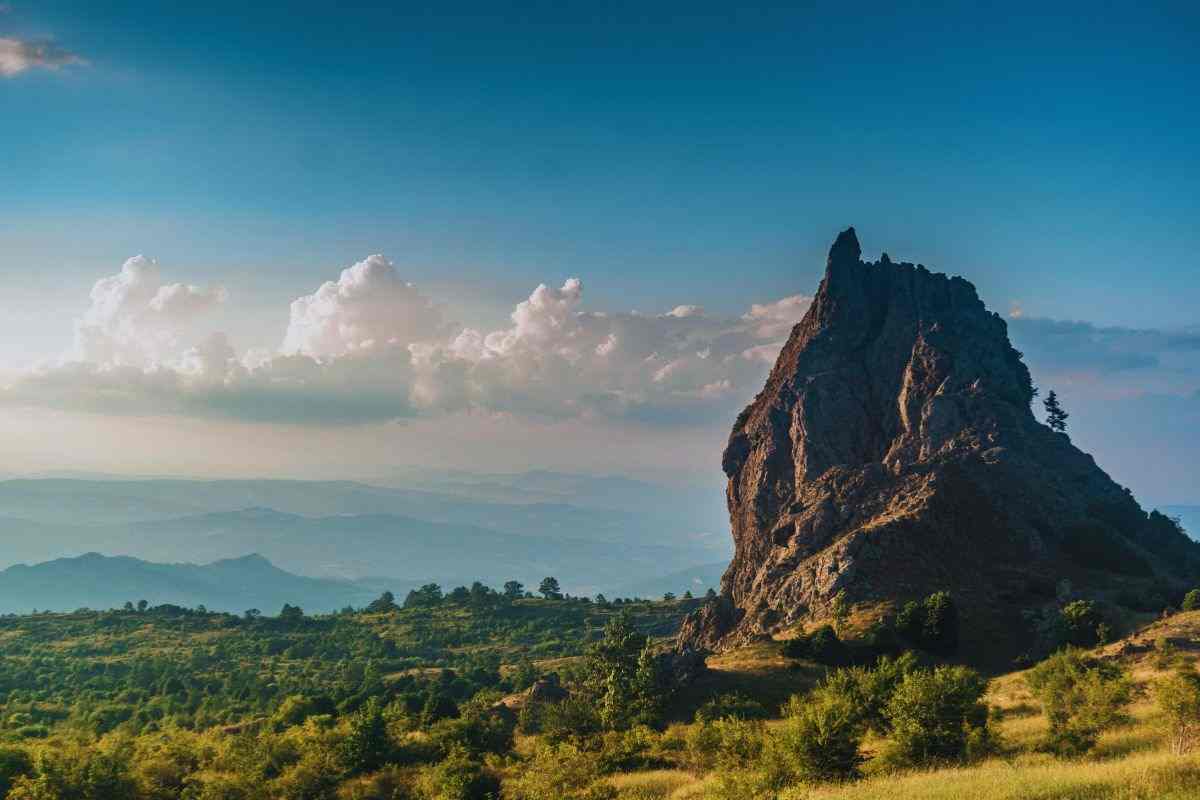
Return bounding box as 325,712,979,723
830,589,850,635
137,599,148,613
503,581,525,598
582,612,664,729
279,603,304,623
538,577,562,600
244,608,261,620
683,590,694,600
341,698,392,775
662,592,676,602
705,588,718,601
1155,664,1200,754
365,591,397,613
1044,389,1069,432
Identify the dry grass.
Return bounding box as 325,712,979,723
611,612,1200,799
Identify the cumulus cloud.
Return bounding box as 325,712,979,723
0,37,84,77
0,254,812,426
71,256,227,368
282,254,447,357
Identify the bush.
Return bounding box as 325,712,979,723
1058,600,1104,648
772,687,866,782
0,748,32,798
502,743,616,800
1154,663,1200,755
1182,589,1200,612
415,747,498,800
782,625,849,666
894,592,959,655
693,693,768,724
884,665,991,767
1025,648,1132,756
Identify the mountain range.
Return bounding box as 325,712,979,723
0,552,376,615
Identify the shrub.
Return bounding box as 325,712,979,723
1154,663,1200,755
415,747,498,800
884,665,990,766
502,743,616,800
782,625,849,666
693,693,768,724
537,697,603,745
894,592,959,655
772,687,866,782
1025,648,1132,756
0,748,33,798
1058,600,1104,648
1182,589,1200,612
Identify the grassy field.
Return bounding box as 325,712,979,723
587,610,1200,799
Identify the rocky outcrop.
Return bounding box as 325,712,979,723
679,228,1199,664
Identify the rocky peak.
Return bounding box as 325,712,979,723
682,229,1199,665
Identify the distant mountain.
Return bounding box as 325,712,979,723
0,477,729,552
0,476,732,594
89,508,700,594
611,562,727,600
0,553,376,615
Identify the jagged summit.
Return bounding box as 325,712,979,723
682,229,1199,665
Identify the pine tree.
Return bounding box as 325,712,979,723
1044,390,1069,432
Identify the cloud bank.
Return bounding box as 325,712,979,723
1,255,811,426
0,37,83,77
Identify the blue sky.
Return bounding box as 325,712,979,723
0,1,1198,501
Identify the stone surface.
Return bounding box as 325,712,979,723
679,228,1200,664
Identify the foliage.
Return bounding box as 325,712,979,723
693,693,768,725
1182,589,1200,612
1154,663,1200,755
894,592,959,655
782,625,849,666
883,665,991,767
1057,600,1104,647
502,742,615,800
1025,648,1132,756
1043,389,1069,432
772,685,866,782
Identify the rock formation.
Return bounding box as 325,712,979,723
679,228,1199,665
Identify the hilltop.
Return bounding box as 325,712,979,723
681,228,1200,666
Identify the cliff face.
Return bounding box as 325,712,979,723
680,229,1198,662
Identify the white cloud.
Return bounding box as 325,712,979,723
282,254,446,358
71,256,227,368
0,254,812,426
0,37,84,77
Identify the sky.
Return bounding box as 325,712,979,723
0,1,1197,502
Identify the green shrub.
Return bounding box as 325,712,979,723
693,693,768,724
884,665,990,767
782,625,849,666
1058,600,1104,648
414,747,498,800
772,687,866,782
1025,648,1132,756
894,592,959,655
0,748,33,798
502,743,616,800
1182,589,1200,612
1154,663,1200,755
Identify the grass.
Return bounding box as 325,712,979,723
614,612,1200,800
